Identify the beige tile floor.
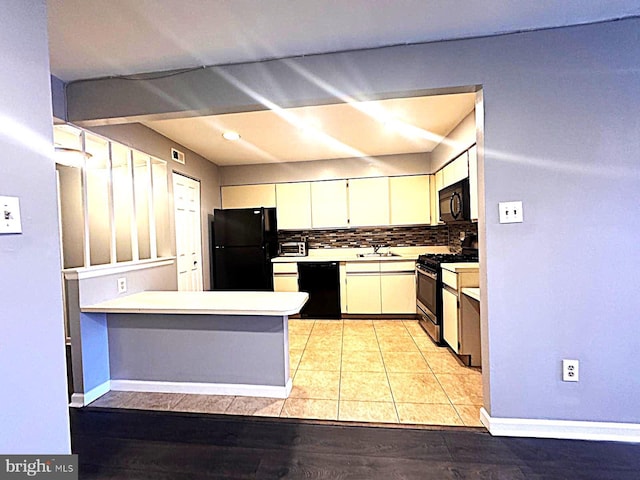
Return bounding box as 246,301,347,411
89,319,483,427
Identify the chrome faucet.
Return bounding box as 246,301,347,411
372,244,387,254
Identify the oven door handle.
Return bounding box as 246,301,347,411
416,266,438,280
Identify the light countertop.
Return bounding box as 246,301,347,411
441,262,480,273
273,254,417,263
272,246,450,263
81,291,309,316
462,287,481,302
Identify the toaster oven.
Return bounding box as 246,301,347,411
279,241,308,257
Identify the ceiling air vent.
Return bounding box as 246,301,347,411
171,148,185,164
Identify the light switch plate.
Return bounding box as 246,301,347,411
0,196,22,234
498,201,523,224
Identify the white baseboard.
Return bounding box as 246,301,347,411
69,380,111,408
69,394,84,408
110,378,293,399
480,407,640,443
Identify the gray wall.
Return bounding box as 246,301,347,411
0,0,70,453
220,152,431,185
51,74,67,122
66,262,177,393
108,314,287,386
66,18,640,425
88,123,221,290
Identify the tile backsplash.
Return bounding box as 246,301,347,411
278,222,477,251
447,222,479,253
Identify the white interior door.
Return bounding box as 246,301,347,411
172,173,203,291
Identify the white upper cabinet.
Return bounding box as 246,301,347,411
311,179,349,228
348,177,390,227
431,171,445,225
468,145,479,221
221,184,276,209
389,175,430,225
275,182,312,230
435,169,444,192
236,173,446,230
442,151,469,188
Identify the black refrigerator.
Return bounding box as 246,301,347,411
210,207,278,291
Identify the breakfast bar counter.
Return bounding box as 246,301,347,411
82,290,309,315
72,291,308,407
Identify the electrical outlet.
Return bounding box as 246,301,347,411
562,359,579,382
117,277,127,294
498,201,523,224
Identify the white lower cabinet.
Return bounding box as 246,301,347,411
441,265,479,354
345,260,416,314
274,276,298,292
272,263,299,292
442,286,459,352
346,274,382,314
380,274,416,314
345,262,381,314
380,261,416,314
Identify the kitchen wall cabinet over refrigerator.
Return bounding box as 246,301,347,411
221,184,276,209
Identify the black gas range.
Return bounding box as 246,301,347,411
416,236,478,345
416,253,479,274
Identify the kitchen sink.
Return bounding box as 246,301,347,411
356,252,401,258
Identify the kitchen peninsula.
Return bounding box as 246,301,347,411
71,291,308,407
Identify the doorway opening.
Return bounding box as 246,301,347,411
85,86,487,429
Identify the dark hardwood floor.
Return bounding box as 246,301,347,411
71,408,640,479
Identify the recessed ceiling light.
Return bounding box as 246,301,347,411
222,131,240,141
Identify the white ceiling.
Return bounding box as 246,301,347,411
46,1,639,166
143,93,476,165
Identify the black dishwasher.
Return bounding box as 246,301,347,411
297,262,341,319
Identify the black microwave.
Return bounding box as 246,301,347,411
439,179,471,223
